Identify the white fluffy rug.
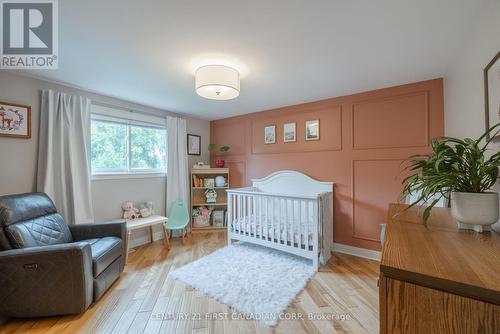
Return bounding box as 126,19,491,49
169,243,315,326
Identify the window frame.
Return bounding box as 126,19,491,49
90,114,167,179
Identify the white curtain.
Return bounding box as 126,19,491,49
166,116,189,216
37,90,94,224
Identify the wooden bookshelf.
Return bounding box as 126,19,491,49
191,167,229,231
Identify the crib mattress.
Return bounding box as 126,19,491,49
231,214,314,245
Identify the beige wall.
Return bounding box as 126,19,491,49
443,0,500,226
0,71,210,246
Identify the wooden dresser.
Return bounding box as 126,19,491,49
380,203,500,333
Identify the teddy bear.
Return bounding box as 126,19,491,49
198,206,212,226
139,201,155,218
122,201,140,220
146,201,155,215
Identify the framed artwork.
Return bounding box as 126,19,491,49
283,122,296,142
305,119,320,141
484,51,500,142
264,125,276,144
187,134,201,155
0,102,31,139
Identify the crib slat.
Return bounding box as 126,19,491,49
270,197,274,242
238,194,242,235
233,193,236,233
245,194,248,235
278,198,284,244
305,200,309,251
313,200,319,271
264,199,270,241
256,196,263,239
248,195,251,235
228,193,232,232
299,199,303,249
291,200,295,247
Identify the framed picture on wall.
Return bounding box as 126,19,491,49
484,51,500,142
264,125,276,144
187,134,201,155
0,102,31,139
305,119,319,141
283,122,296,142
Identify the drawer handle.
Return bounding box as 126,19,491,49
24,263,38,270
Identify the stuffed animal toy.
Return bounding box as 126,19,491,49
197,206,212,226
139,204,151,218
139,201,155,218
146,201,155,215
122,201,139,220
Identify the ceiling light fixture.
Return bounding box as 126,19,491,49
195,65,240,100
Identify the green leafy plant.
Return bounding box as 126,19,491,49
402,123,500,226
208,144,230,153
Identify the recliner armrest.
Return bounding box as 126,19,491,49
69,221,126,242
0,242,93,317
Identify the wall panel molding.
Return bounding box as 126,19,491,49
352,91,429,150
351,159,405,242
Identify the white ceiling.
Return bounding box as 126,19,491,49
15,0,480,120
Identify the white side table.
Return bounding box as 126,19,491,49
125,215,168,263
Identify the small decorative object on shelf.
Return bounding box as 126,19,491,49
122,201,140,220
208,144,230,168
204,178,215,188
205,188,217,203
192,175,203,187
215,175,226,187
193,162,210,169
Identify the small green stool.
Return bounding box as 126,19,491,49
164,201,190,248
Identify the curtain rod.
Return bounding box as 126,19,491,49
91,100,177,120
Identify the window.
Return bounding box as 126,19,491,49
90,108,167,175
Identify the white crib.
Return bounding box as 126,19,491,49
227,170,334,271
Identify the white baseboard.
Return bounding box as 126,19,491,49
332,242,381,261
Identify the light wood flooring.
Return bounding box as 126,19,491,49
0,231,379,334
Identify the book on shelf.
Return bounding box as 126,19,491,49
212,210,225,227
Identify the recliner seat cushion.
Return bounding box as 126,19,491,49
5,213,73,248
83,237,123,277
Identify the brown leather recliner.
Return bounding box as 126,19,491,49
0,192,126,318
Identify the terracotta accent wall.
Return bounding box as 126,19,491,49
211,79,444,251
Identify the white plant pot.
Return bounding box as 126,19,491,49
450,192,499,233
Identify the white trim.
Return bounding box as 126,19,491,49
92,172,166,181
332,242,381,261
250,170,334,198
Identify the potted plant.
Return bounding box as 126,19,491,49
208,144,230,168
402,123,500,232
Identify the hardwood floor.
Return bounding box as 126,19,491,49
0,232,379,334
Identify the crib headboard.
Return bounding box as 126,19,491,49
251,170,333,197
